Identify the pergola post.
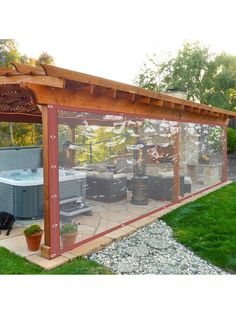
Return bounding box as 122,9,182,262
221,125,228,182
41,105,60,259
172,124,180,202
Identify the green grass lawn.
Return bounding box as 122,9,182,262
162,183,236,274
1,183,236,274
0,247,113,275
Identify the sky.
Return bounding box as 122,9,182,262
1,0,236,85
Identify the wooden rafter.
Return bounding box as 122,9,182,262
0,63,236,124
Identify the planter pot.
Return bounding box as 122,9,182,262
25,231,43,251
61,232,78,248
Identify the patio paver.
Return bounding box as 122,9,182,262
26,254,69,270
0,181,233,270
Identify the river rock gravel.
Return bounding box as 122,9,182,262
88,220,228,275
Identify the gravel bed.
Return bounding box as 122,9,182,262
88,220,228,275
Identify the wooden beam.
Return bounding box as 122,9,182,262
42,106,50,253
0,68,19,76
0,112,42,123
25,83,227,125
11,62,45,75
0,84,21,94
0,101,35,114
41,105,60,259
112,89,117,98
0,88,33,104
65,79,88,90
0,75,64,88
131,94,151,104
116,90,136,102
1,63,236,119
163,101,175,110
192,107,201,114
174,103,185,111
149,99,163,107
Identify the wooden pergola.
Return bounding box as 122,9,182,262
0,62,235,259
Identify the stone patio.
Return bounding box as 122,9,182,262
0,181,232,269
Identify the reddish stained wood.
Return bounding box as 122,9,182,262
0,68,20,76
150,99,163,107
25,83,228,125
41,64,236,118
41,105,60,259
0,75,64,88
65,79,88,90
116,90,135,101
193,107,201,114
41,106,50,249
0,84,21,94
0,88,33,103
1,63,236,118
0,112,42,123
163,101,175,109
90,84,94,95
174,103,185,111
11,62,45,75
112,89,117,98
132,94,150,104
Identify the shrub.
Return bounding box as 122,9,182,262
60,223,78,235
227,128,236,153
24,224,42,236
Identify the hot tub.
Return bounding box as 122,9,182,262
0,168,86,219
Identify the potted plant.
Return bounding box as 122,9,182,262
60,222,78,248
24,224,43,251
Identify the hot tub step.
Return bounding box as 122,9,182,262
59,196,82,205
60,204,92,218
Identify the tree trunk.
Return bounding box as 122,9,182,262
9,123,14,145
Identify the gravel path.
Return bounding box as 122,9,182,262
88,220,228,275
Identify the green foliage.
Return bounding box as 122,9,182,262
0,39,55,68
205,53,236,111
0,40,54,149
0,123,42,147
227,128,236,153
35,52,54,66
162,183,236,273
0,39,21,67
24,224,42,236
58,122,137,166
135,41,236,111
60,223,78,235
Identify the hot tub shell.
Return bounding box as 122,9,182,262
0,168,86,219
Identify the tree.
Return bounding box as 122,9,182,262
0,39,21,67
205,53,236,111
135,41,236,111
0,39,54,147
35,52,54,66
0,39,55,67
